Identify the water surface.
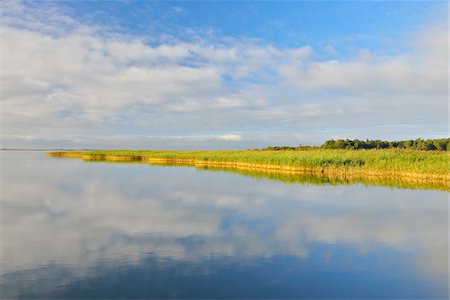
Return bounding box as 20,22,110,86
1,151,448,299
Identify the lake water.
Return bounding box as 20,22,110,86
1,151,448,299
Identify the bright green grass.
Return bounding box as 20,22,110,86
53,149,449,176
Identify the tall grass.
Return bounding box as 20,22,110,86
49,149,449,177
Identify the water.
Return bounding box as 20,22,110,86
1,151,448,299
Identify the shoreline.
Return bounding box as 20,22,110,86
48,151,450,191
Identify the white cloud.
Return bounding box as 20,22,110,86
0,1,447,149
215,134,242,141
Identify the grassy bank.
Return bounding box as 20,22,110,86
48,149,449,191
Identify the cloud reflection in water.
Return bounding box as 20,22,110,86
1,152,448,298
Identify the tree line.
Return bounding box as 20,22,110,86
261,138,450,151
321,138,450,151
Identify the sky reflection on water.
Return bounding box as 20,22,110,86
1,152,448,299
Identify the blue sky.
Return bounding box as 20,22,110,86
60,1,444,53
1,1,448,149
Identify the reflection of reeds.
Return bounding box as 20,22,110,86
48,149,450,191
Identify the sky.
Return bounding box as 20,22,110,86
0,0,448,149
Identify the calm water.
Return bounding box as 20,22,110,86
0,151,448,299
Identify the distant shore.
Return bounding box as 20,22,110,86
48,149,449,191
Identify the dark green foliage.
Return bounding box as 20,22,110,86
262,138,449,151
320,138,450,151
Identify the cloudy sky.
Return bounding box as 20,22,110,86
0,1,448,149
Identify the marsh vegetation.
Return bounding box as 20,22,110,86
49,147,449,191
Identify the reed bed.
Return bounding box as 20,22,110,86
49,149,449,190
